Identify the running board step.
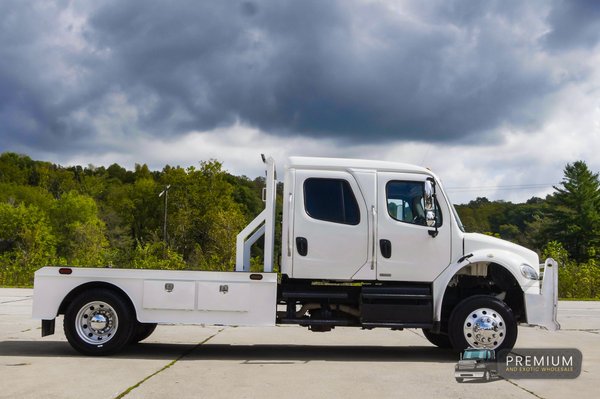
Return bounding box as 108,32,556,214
361,293,432,300
281,291,350,300
360,284,433,325
361,285,431,299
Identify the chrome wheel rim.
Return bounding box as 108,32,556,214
75,301,118,345
463,307,506,349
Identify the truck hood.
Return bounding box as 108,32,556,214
463,233,539,268
458,360,480,366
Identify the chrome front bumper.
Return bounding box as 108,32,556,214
523,258,560,331
455,371,485,378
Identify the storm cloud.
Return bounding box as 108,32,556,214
543,0,600,50
1,0,594,157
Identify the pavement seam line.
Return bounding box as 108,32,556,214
407,329,426,340
0,297,33,304
113,328,223,399
502,378,545,399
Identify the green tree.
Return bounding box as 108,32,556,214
130,178,161,242
226,174,265,219
131,241,187,270
166,161,247,270
0,153,34,185
50,191,110,266
543,241,600,299
0,203,56,285
107,163,134,183
543,161,600,262
0,183,55,211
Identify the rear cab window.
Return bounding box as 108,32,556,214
304,178,360,225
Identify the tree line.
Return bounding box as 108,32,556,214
0,152,268,286
0,152,598,298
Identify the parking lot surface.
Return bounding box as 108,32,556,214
0,288,598,399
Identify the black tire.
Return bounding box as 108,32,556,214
422,329,452,348
63,288,135,356
130,322,157,344
448,295,517,353
455,377,464,383
484,370,491,382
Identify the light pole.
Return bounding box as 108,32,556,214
158,184,171,244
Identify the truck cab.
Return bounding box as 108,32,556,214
281,157,454,281
276,157,558,350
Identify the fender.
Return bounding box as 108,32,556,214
33,267,143,322
432,249,538,323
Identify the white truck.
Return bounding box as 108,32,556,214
32,156,560,355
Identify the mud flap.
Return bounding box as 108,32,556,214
41,319,55,337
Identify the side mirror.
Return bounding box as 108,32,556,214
424,179,438,237
425,210,436,227
424,180,434,211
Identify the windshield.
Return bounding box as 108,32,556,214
436,179,465,232
463,350,489,360
450,202,465,232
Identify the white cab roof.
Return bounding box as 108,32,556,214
287,156,432,175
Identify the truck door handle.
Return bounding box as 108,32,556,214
379,239,392,259
296,237,308,256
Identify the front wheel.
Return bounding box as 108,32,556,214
64,288,135,356
484,370,491,382
448,295,517,353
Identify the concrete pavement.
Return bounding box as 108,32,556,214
0,288,598,399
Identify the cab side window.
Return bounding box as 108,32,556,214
386,181,442,227
304,178,360,225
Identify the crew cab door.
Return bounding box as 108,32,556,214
376,172,451,282
292,170,369,280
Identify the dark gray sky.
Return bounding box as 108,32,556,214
1,0,599,202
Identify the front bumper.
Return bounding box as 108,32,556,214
523,258,560,331
455,371,485,378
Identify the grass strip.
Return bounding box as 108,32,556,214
559,298,600,301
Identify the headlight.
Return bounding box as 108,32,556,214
520,264,539,280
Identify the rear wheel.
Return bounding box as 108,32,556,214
448,295,517,353
64,288,135,356
422,329,452,348
130,322,157,344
